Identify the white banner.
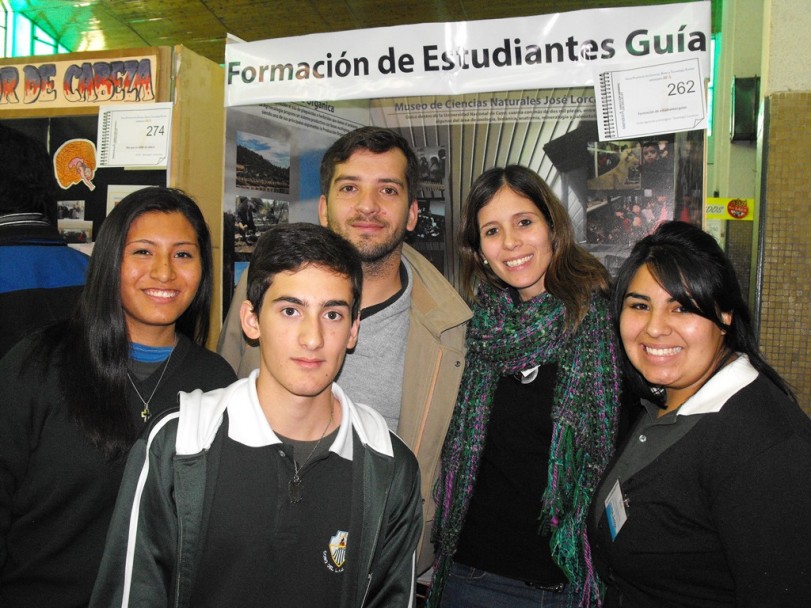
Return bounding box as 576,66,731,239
225,1,710,107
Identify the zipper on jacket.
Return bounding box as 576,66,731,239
360,572,372,607
174,516,183,607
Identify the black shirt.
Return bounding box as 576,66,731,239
454,363,566,586
190,426,354,607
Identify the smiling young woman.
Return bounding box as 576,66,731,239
119,209,203,346
588,221,811,608
0,187,236,608
429,165,621,608
619,263,731,415
475,186,554,302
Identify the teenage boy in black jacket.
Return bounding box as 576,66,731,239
91,223,422,608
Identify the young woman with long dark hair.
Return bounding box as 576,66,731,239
588,221,811,607
0,187,236,607
428,166,621,608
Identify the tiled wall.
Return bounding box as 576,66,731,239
726,221,753,304
759,92,811,413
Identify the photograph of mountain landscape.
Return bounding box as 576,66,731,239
235,130,290,194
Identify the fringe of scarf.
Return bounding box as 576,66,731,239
427,285,620,607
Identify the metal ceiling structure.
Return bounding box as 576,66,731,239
9,0,710,64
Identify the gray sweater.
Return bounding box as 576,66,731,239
338,261,413,430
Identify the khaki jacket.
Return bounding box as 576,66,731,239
216,244,471,572
398,245,470,573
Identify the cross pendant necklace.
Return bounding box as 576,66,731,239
127,336,177,422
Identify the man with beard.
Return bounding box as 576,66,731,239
218,127,471,574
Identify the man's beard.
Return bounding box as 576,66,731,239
331,218,408,267
354,229,406,264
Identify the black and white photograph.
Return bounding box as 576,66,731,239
57,200,84,220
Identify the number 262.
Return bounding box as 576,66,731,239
667,81,695,96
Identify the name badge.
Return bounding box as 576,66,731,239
604,478,628,541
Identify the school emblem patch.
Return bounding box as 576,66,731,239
328,530,349,568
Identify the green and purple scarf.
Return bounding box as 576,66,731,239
429,284,621,607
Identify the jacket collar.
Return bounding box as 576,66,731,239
402,244,471,338
0,212,50,228
677,354,758,416
176,370,394,458
0,213,62,244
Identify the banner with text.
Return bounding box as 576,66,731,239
225,2,710,106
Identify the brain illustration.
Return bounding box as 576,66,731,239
54,139,97,191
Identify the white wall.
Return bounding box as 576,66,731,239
708,0,762,201
762,0,811,95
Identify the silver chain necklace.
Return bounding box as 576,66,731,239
288,403,334,504
127,337,177,422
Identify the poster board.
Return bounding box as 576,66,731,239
221,2,711,310
1,46,226,346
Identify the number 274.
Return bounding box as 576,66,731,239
146,125,165,136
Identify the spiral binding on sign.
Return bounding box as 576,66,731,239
598,71,616,139
99,110,113,164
